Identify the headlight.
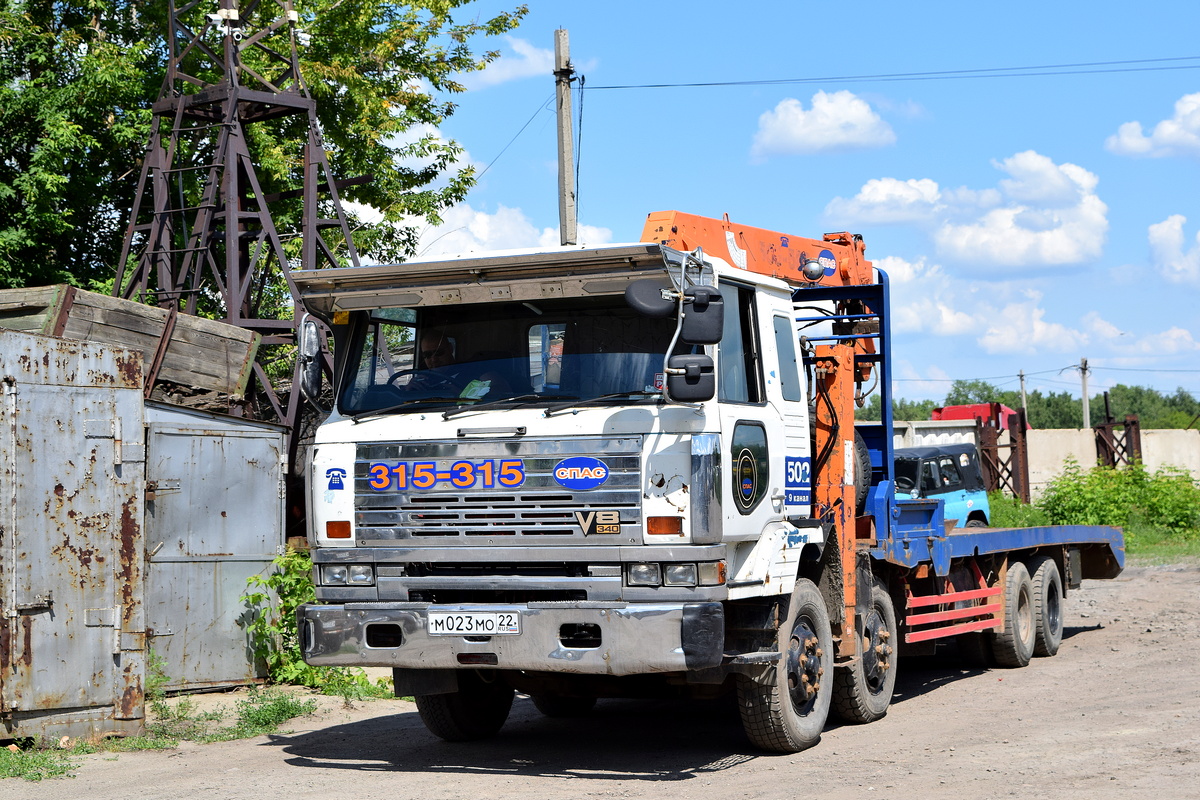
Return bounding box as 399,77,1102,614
663,564,698,586
627,563,662,586
321,565,349,585
348,565,375,586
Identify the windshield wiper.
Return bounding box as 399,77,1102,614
543,391,661,417
441,393,578,420
348,396,463,422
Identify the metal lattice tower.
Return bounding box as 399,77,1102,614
115,0,359,442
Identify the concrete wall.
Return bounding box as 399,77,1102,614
1024,428,1199,497
890,419,978,449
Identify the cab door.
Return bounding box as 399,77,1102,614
716,282,791,540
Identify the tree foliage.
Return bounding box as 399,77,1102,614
856,379,1200,429
0,1,526,291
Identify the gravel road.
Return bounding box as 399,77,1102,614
7,563,1198,800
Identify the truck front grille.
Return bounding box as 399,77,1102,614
354,437,642,545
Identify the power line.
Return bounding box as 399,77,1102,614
587,55,1200,91
1090,366,1200,374
476,94,554,181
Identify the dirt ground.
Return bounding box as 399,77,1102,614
6,562,1199,800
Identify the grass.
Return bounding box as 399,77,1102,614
0,740,93,781
2,688,319,780
1124,520,1200,564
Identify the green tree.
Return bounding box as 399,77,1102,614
943,379,1016,408
1091,384,1200,429
856,393,940,422
0,1,525,291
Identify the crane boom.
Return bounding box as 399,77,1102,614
640,210,875,287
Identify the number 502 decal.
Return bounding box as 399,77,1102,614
367,459,525,491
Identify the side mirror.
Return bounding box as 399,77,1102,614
665,354,715,402
680,286,723,344
298,317,324,406
624,278,674,317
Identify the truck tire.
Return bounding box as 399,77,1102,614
1028,556,1064,657
992,561,1035,668
415,671,514,741
531,694,597,718
736,579,833,753
853,431,871,514
832,575,897,723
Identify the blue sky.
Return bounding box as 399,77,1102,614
396,0,1200,403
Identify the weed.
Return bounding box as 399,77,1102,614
243,548,394,698
992,459,1200,558
202,689,317,742
0,741,77,781
987,491,1050,528
1038,458,1200,533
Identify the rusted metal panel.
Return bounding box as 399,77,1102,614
0,329,146,737
142,403,286,690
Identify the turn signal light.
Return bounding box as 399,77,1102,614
647,516,683,535
326,520,352,539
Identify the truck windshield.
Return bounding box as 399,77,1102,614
338,296,683,416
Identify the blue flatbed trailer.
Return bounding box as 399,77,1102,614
802,272,1123,654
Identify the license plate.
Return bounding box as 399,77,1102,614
427,611,521,636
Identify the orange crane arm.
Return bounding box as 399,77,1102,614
640,210,875,288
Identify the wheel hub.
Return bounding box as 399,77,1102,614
860,608,893,693
785,619,824,715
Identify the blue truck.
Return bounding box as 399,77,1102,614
293,211,1123,753
894,443,991,527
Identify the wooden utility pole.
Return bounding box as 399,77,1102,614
1019,369,1028,411
554,28,577,246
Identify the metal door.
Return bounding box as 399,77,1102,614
0,331,146,731
143,409,286,689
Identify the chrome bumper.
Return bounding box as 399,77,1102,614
299,601,724,676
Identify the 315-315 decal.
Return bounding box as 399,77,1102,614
367,459,525,491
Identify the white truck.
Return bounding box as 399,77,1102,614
292,211,1123,753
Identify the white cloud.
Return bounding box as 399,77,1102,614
879,256,984,337
1105,92,1200,158
1148,214,1200,286
825,178,942,225
750,91,895,158
1083,310,1200,360
977,294,1089,355
414,203,612,258
826,151,1108,269
460,36,555,90
935,151,1107,266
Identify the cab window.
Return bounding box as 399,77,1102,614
718,285,763,404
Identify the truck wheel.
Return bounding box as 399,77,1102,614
531,694,596,718
854,431,871,513
415,671,514,741
992,561,1035,668
1028,556,1064,657
832,575,897,724
736,579,833,753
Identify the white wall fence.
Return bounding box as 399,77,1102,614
1026,428,1200,497
886,420,1200,498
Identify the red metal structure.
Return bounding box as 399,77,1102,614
114,0,359,467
